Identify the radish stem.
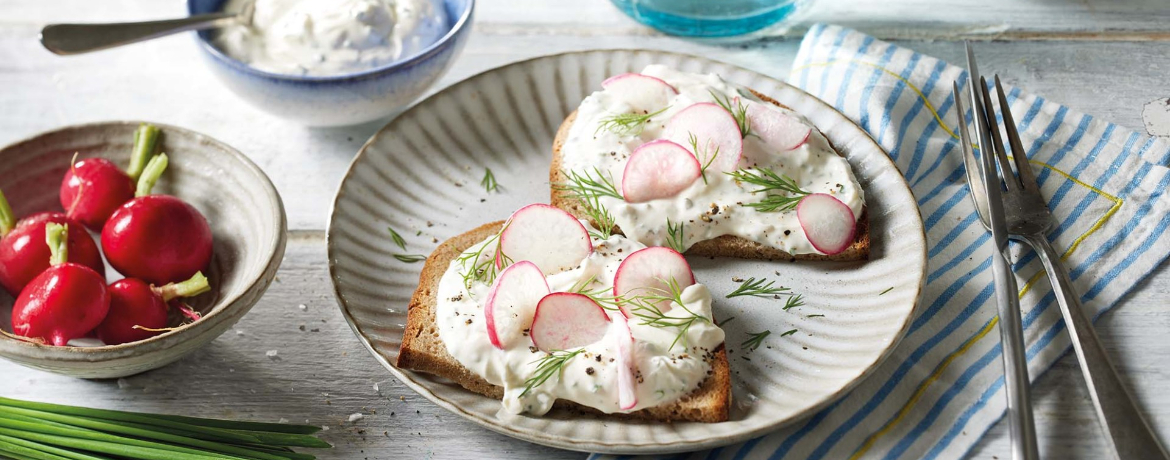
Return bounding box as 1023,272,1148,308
127,124,160,181
154,272,210,302
0,189,14,237
135,153,168,197
44,223,68,266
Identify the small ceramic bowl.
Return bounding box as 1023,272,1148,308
0,121,286,379
187,0,475,127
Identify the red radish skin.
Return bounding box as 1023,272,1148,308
621,140,701,203
95,279,168,345
745,102,812,151
601,73,677,113
484,261,549,349
797,193,857,255
60,158,135,231
529,292,610,352
613,247,695,317
662,103,743,173
11,223,110,346
95,272,210,345
101,154,213,285
0,209,104,297
612,313,637,410
498,204,592,275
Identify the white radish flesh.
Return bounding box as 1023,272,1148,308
797,193,857,255
621,140,701,203
662,103,743,173
499,204,592,275
484,261,549,349
613,247,695,317
601,73,678,113
611,313,637,410
529,293,610,352
747,102,812,151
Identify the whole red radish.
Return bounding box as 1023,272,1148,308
12,223,110,346
95,271,209,345
0,189,104,296
102,153,213,285
59,124,160,230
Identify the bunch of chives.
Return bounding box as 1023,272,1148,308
0,397,330,460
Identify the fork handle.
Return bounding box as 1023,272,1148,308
1027,235,1169,460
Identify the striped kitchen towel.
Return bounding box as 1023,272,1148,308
590,24,1170,460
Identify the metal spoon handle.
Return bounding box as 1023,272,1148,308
40,13,239,55
1028,235,1170,460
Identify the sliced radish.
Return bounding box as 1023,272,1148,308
530,293,610,352
612,313,637,411
747,102,812,151
662,103,743,173
797,193,857,255
601,73,678,113
613,247,695,317
499,204,592,275
621,140,701,203
484,261,549,349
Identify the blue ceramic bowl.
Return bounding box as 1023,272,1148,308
188,0,474,127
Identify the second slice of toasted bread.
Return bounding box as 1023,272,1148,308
396,221,732,423
550,89,870,262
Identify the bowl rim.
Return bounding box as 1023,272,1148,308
0,120,287,357
186,0,476,83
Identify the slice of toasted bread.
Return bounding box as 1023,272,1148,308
550,89,870,262
396,221,731,423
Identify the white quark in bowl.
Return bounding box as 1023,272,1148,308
214,0,449,76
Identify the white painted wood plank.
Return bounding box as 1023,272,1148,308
0,235,579,460
7,0,1170,40
1,29,1167,230
1,233,1167,460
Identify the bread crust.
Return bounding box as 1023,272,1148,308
549,89,870,262
397,221,731,423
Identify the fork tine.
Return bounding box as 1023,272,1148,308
978,76,1020,190
954,82,990,224
994,75,1039,192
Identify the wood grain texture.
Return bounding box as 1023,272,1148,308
1,0,1170,459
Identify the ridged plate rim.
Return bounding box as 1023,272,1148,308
327,49,927,454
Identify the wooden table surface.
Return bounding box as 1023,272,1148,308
3,1,1170,459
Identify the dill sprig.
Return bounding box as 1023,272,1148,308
783,294,806,311
595,106,670,137
687,133,720,184
455,229,512,289
879,286,894,296
665,218,686,252
726,167,810,212
393,254,426,263
725,277,790,299
623,276,709,350
553,168,621,238
710,90,751,138
554,168,623,200
583,194,617,240
481,167,499,193
567,275,621,310
741,330,770,351
387,226,407,250
520,349,586,397
780,329,798,337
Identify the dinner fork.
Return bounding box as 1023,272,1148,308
954,47,1038,460
956,43,1169,460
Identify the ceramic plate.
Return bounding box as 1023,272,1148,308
327,50,926,454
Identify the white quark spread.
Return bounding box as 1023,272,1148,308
436,230,725,415
214,0,447,76
561,65,866,255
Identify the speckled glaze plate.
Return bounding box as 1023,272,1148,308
327,50,927,454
